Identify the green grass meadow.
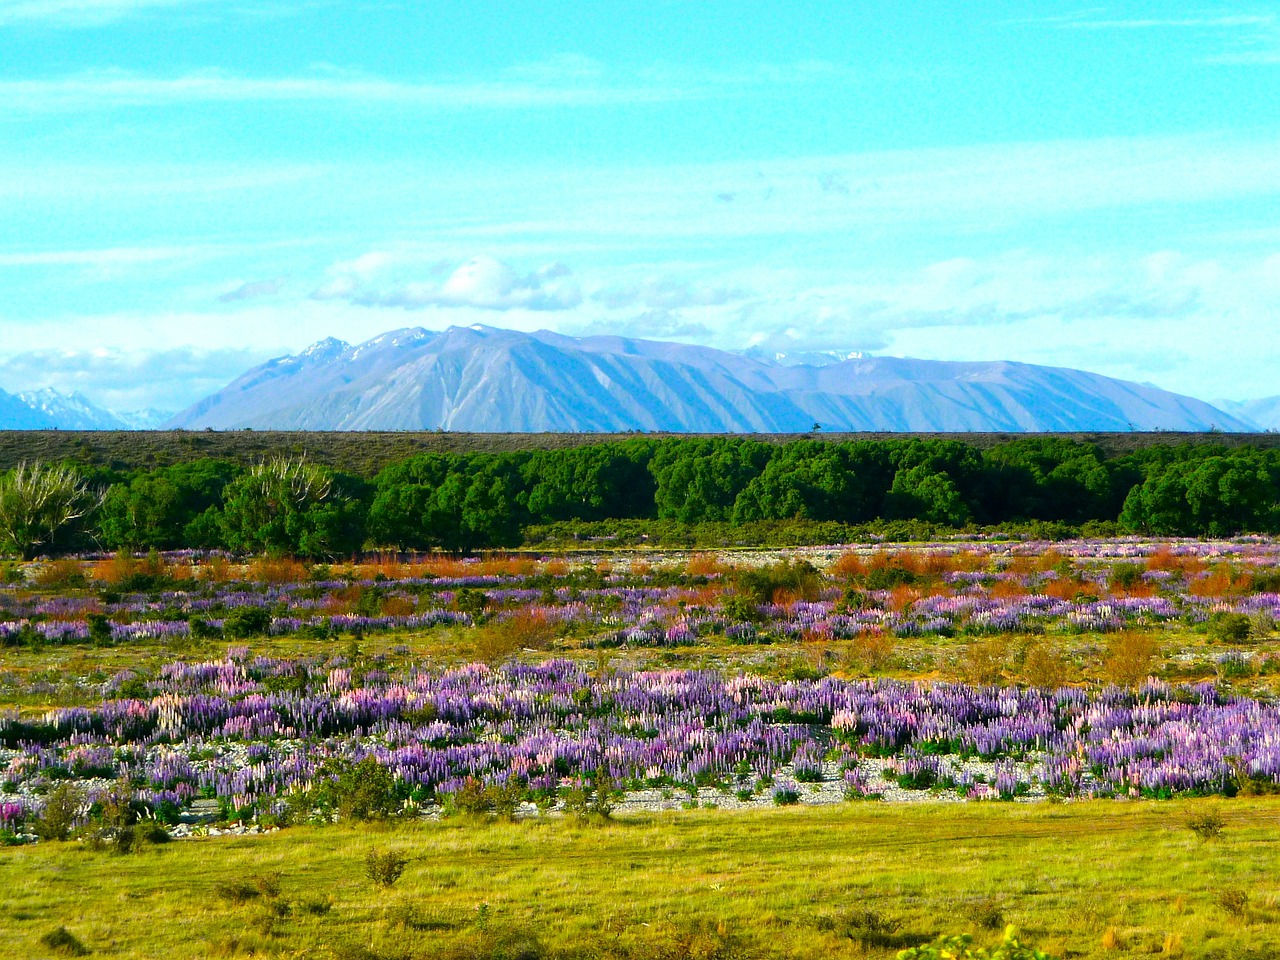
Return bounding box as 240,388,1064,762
4,799,1280,959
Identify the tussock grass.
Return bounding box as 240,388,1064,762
4,800,1280,957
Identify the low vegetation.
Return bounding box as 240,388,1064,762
5,802,1280,958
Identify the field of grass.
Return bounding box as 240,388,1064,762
4,430,1278,475
5,799,1279,959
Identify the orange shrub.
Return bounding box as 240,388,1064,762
830,552,868,579
888,585,922,613
990,578,1028,599
1103,631,1159,686
1189,566,1251,598
1043,577,1090,601
849,631,896,673
197,555,233,583
380,595,417,617
687,553,727,577
248,557,308,584
31,559,87,589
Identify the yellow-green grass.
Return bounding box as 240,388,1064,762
4,800,1280,958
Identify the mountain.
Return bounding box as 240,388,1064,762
167,325,1253,433
14,389,131,430
1218,398,1280,432
0,388,59,429
0,387,166,430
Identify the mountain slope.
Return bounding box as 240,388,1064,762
168,325,1252,433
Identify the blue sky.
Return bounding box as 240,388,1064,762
1,1,1279,413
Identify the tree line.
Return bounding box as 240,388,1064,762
1,437,1278,558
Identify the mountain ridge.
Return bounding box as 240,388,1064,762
166,325,1253,434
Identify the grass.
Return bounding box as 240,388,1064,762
3,800,1280,958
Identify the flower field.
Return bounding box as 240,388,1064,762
4,653,1280,835
3,538,1280,837
5,537,1280,648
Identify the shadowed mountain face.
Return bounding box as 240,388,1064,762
167,325,1252,433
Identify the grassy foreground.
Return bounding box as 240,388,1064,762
4,800,1280,959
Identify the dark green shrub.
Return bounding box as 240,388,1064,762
864,564,919,591
963,896,1005,930
561,774,616,821
1218,887,1249,918
772,784,801,806
39,927,89,956
736,560,823,604
214,872,280,905
1187,808,1225,840
721,594,764,624
1208,612,1251,644
1107,563,1145,590
85,613,114,646
317,757,400,821
455,588,489,618
188,617,223,640
223,606,272,639
820,907,903,948
34,783,82,841
365,848,409,888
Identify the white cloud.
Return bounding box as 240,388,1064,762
0,243,222,267
0,69,694,112
0,345,269,412
591,276,749,311
0,0,318,26
321,255,583,312
217,277,284,302
1044,14,1275,31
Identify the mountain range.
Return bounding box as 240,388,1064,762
156,324,1257,433
0,387,170,431
3,326,1274,433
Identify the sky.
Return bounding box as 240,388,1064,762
1,1,1279,415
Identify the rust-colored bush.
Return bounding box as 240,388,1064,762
247,557,307,584
830,552,868,579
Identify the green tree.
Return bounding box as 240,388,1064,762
884,464,971,526
96,460,240,550
219,457,367,557
650,438,772,523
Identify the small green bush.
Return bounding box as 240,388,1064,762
34,782,82,842
39,926,89,956
1218,888,1249,919
315,757,400,821
222,606,273,639
1208,612,1251,644
1186,808,1225,841
964,896,1006,931
365,849,409,888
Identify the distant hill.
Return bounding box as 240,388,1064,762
168,325,1251,433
